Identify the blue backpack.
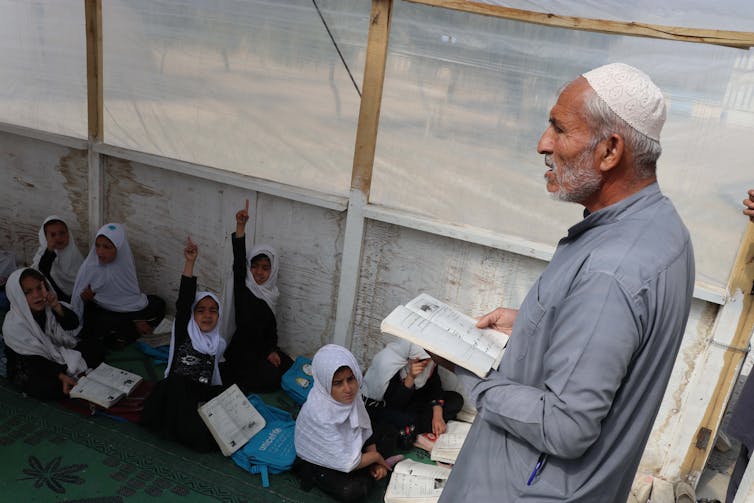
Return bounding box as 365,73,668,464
231,394,296,487
280,356,314,405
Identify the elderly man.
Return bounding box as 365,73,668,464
438,63,695,502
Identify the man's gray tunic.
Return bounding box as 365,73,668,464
439,183,694,502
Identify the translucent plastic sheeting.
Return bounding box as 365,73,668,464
372,0,754,289
472,0,754,31
0,1,87,138
103,0,370,197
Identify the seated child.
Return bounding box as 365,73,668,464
294,344,393,503
2,268,103,400
142,238,227,452
32,215,84,303
219,200,292,393
362,340,463,441
71,223,165,347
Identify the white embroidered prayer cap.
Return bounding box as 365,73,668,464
582,63,666,141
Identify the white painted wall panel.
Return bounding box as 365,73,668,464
0,132,88,264
102,158,344,358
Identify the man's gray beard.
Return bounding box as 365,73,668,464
546,150,603,204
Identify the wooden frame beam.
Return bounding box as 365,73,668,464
680,224,754,480
85,0,103,141
404,0,754,49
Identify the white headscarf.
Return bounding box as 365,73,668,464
32,216,84,298
363,340,435,401
2,268,88,377
244,244,279,314
71,223,148,317
294,344,373,472
165,291,226,386
220,242,279,343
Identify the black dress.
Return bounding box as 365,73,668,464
141,275,225,452
4,306,104,401
219,234,292,393
366,367,463,435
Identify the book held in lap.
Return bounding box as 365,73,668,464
381,293,508,378
69,362,143,409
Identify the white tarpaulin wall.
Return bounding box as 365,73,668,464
0,1,87,138
372,0,754,292
0,0,752,293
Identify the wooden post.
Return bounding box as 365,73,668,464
333,0,394,348
84,0,104,235
85,0,103,142
680,224,754,481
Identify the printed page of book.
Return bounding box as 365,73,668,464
381,305,493,377
69,376,123,409
85,362,142,396
405,293,508,362
384,460,451,502
198,384,266,456
431,421,471,464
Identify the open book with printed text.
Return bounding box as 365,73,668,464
380,293,508,378
198,384,266,456
430,420,472,465
384,459,452,503
69,362,143,409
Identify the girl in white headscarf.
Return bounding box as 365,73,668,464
32,216,84,303
142,238,228,452
219,201,293,393
71,223,165,347
362,339,464,439
2,268,104,400
294,344,391,503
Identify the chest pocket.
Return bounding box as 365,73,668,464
510,280,548,361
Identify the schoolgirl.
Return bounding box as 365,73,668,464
71,223,165,347
294,344,392,503
141,238,227,452
362,340,463,440
3,268,103,400
32,215,84,303
219,201,292,393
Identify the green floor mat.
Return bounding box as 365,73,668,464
0,343,395,502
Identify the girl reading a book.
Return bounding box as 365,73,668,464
32,215,84,304
219,200,293,393
294,344,394,503
362,340,463,443
141,237,228,452
2,268,103,400
71,223,165,348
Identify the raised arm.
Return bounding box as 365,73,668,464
235,199,249,238
174,237,199,349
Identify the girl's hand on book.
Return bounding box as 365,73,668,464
744,188,754,222
370,462,388,480
476,307,519,335
432,410,446,437
58,373,77,395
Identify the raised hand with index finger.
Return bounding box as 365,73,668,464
235,199,250,237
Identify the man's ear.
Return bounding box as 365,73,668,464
599,134,624,172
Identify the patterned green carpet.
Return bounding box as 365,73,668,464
0,343,392,502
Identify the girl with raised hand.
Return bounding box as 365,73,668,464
71,223,165,348
219,200,293,393
294,344,392,503
32,216,84,303
142,237,227,452
3,268,103,400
